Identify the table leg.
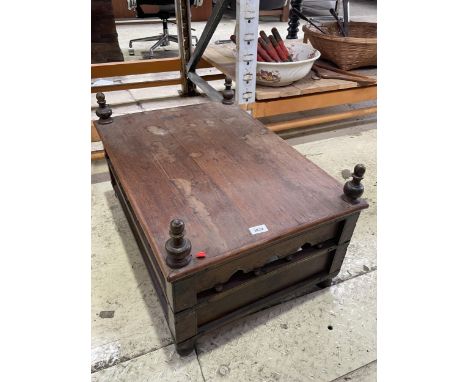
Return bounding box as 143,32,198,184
176,337,196,356
286,0,303,39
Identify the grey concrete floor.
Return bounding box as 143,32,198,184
91,2,377,380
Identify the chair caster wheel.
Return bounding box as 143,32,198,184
128,48,135,56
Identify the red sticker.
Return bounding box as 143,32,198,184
196,251,206,258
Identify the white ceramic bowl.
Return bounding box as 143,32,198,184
256,41,320,87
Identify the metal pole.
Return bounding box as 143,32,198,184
175,0,197,95
235,0,259,105
342,0,349,35
186,0,231,72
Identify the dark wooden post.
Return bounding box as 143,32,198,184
95,93,113,124
222,77,234,105
175,0,197,96
165,219,192,268
342,164,366,204
286,0,303,39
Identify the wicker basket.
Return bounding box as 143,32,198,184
303,22,377,71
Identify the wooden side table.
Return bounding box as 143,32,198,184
95,98,368,355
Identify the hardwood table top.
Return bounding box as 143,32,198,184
203,43,377,101
97,103,367,281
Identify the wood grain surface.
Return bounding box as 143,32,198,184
202,43,377,100
97,103,367,281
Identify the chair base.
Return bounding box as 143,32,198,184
128,19,198,58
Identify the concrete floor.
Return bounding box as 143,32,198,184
91,2,377,380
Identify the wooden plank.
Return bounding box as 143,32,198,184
91,121,100,142
91,150,105,161
255,77,371,100
252,85,377,118
203,44,236,79
91,73,225,93
259,9,284,17
91,57,212,79
255,83,302,99
292,77,356,94
265,106,377,131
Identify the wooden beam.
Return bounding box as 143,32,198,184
252,86,377,118
265,106,377,132
116,18,166,25
91,57,212,79
91,150,105,161
91,73,225,93
91,121,100,142
259,9,283,17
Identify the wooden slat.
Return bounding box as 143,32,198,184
265,106,377,131
259,9,284,16
203,44,236,79
256,83,302,99
252,86,377,118
91,73,225,93
91,150,105,161
91,57,212,79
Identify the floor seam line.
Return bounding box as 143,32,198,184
91,341,174,374
334,268,377,285
194,345,207,382
329,359,377,382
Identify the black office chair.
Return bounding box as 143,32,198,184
127,0,198,57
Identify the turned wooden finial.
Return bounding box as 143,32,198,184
342,164,366,204
95,92,113,124
165,219,192,268
222,76,234,105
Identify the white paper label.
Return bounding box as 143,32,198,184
249,224,268,235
